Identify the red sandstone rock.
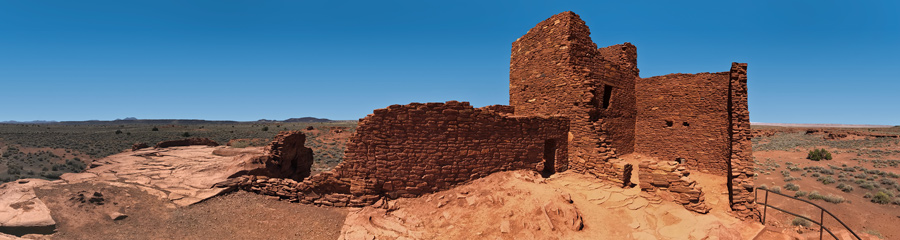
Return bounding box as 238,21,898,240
154,138,219,148
131,142,149,151
251,131,314,180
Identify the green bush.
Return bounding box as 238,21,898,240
785,183,800,191
872,191,891,204
262,126,269,131
152,127,159,131
864,192,873,198
860,181,878,190
808,191,824,200
818,176,836,185
115,130,123,134
795,191,807,197
836,183,854,192
807,148,833,161
182,132,191,137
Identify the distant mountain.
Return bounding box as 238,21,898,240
282,117,332,123
0,120,58,124
3,117,337,125
751,122,896,128
57,119,241,125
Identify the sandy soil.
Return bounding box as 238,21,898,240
34,182,346,240
753,137,900,239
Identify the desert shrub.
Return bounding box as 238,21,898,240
822,194,845,203
863,230,884,239
818,176,836,185
770,186,782,194
151,127,159,131
787,166,801,171
864,192,873,198
262,126,269,131
785,183,800,191
115,129,123,134
860,181,878,190
758,184,768,190
836,183,854,192
872,191,892,204
791,217,811,227
808,191,824,200
182,132,191,137
893,198,900,205
880,178,898,188
807,148,833,161
855,172,868,179
812,173,821,177
795,191,807,197
40,171,63,179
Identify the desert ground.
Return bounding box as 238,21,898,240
0,122,896,239
751,125,900,239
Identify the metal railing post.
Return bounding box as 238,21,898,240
762,190,769,224
819,210,824,240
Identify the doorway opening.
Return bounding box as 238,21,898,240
541,139,557,178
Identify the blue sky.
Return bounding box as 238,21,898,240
1,1,898,124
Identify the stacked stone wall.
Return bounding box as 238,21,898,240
635,72,731,174
253,131,314,180
509,11,635,186
239,101,569,207
727,63,758,219
638,160,710,213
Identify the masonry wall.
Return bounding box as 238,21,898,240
635,72,731,174
239,101,569,207
727,62,758,219
509,11,636,185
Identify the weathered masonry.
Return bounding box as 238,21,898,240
509,11,755,219
238,11,755,219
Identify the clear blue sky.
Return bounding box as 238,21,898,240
1,1,898,124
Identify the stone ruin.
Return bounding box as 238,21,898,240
235,11,756,219
235,101,568,206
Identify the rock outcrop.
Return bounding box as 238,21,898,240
0,179,55,236
131,142,149,151
154,138,219,148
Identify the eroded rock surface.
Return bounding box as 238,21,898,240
60,145,264,206
339,170,762,240
0,179,55,236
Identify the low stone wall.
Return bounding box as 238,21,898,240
638,160,709,213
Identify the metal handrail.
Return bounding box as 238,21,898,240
754,187,861,240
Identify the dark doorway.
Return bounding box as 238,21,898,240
602,85,613,109
541,139,557,178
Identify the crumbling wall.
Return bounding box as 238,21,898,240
727,63,758,219
253,131,314,180
239,101,569,207
635,72,731,174
638,160,710,213
509,11,636,186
